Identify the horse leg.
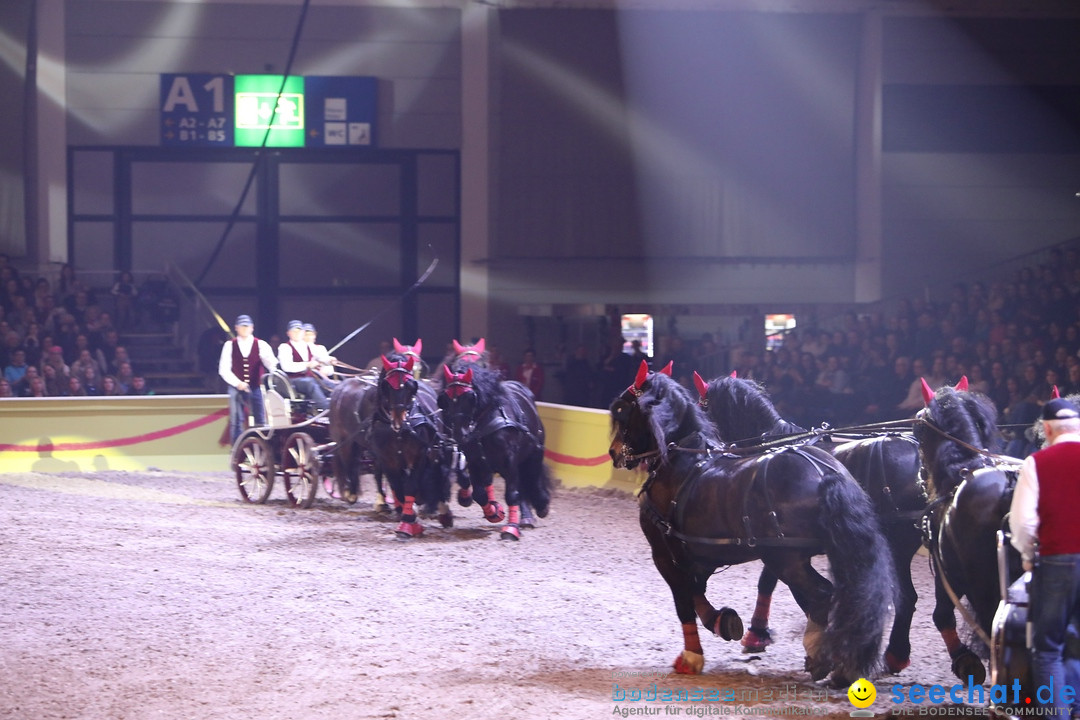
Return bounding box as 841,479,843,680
452,448,473,507
691,594,744,642
471,462,504,524
330,443,348,500
883,535,921,674
372,466,392,514
767,555,834,682
519,502,536,529
430,455,454,528
648,545,706,674
395,495,423,538
931,574,986,684
391,459,424,538
741,566,779,653
500,468,522,541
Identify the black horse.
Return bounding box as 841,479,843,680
438,364,551,540
609,362,894,683
697,372,924,674
913,380,1020,684
328,375,388,508
368,355,452,538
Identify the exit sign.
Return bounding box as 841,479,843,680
234,75,306,147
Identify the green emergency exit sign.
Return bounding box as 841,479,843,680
234,75,305,147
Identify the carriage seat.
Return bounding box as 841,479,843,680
262,370,314,427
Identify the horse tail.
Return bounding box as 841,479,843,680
816,455,896,681
520,443,552,518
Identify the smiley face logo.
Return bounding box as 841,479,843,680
848,678,876,709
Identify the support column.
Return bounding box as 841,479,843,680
460,3,493,340
854,7,883,303
34,0,67,267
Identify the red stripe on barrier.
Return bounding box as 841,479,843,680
544,448,610,467
0,409,229,453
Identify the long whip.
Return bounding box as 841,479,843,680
327,256,439,355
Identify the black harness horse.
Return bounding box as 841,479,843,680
368,355,452,538
697,372,924,674
913,381,1021,684
609,362,895,683
438,364,551,540
328,375,387,508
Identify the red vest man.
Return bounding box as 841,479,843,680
277,320,329,411
218,314,277,443
1010,397,1080,717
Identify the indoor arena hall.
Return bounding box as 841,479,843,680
5,0,1080,719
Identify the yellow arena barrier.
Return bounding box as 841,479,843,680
537,402,641,494
0,396,230,473
0,396,641,492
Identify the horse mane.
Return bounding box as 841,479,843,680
921,387,1003,497
705,375,805,443
462,364,506,417
633,372,713,462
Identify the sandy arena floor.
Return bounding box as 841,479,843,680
0,469,965,720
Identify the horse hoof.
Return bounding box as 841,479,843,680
343,491,358,504
519,517,536,529
500,524,521,541
437,512,454,528
885,650,911,674
395,521,423,538
950,649,985,685
457,487,473,507
804,655,830,681
741,627,773,653
673,650,704,675
714,608,743,642
483,502,505,523
374,503,390,514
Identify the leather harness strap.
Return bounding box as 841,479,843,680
640,444,826,552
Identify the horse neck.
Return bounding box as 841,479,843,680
928,438,990,499
715,399,788,443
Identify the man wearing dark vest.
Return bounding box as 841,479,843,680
277,319,329,411
218,314,277,443
1010,397,1080,717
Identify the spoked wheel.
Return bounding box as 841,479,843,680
282,432,319,509
233,433,275,503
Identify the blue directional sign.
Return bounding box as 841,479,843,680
160,74,234,147
160,74,376,148
303,76,378,147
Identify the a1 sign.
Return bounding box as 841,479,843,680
161,74,234,147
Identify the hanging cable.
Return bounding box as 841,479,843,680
194,0,312,287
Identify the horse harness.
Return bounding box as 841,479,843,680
847,433,927,525
638,436,829,576
919,457,1018,650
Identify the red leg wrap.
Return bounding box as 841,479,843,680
750,592,772,629
941,628,962,655
885,650,911,673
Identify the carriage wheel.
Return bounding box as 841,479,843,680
233,434,274,504
282,432,319,509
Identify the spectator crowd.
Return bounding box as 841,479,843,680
0,256,155,398
553,245,1080,443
